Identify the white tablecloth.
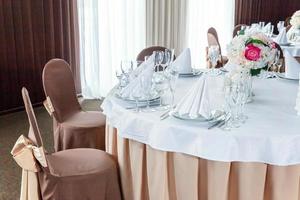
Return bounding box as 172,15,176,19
102,77,300,166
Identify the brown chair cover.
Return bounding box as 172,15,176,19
285,17,291,26
21,88,121,200
286,25,292,33
274,42,286,72
207,27,228,68
233,24,247,37
136,46,176,62
42,59,106,151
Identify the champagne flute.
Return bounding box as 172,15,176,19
208,45,221,75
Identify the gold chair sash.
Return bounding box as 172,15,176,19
11,135,47,200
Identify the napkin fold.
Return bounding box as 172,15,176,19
171,48,192,74
274,28,288,44
284,50,300,79
121,55,155,98
173,74,225,119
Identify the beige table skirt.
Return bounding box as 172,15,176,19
106,125,300,200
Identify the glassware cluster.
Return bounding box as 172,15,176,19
116,49,179,112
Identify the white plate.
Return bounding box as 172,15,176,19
179,69,203,77
276,73,299,81
279,43,291,46
170,111,224,122
115,93,160,103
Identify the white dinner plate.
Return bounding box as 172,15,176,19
179,69,203,77
276,72,299,81
170,111,224,122
279,43,291,46
115,93,160,103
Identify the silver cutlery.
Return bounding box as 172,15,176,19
207,119,225,130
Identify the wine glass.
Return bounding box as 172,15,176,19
154,51,164,71
132,82,142,113
208,45,221,75
161,49,172,70
121,60,133,75
165,65,179,108
153,71,169,110
140,75,155,112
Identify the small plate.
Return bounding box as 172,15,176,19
279,43,291,46
179,69,203,77
115,92,160,103
170,111,224,122
276,73,299,81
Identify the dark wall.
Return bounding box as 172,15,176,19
235,0,300,30
0,0,80,114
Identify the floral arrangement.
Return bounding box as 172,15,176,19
290,10,300,29
227,32,277,71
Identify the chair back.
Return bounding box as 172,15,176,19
136,46,169,62
21,88,44,148
286,25,292,33
207,27,222,54
42,59,81,122
233,24,247,37
285,17,291,26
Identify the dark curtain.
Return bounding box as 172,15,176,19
0,0,81,113
235,0,300,30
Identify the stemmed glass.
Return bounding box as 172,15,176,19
154,51,164,71
140,75,155,112
132,81,142,113
153,71,169,110
208,45,221,75
161,49,174,70
121,60,133,80
165,65,179,108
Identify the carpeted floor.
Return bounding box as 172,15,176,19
0,99,102,200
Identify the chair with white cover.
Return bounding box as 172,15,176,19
42,59,106,151
15,88,121,200
283,50,300,79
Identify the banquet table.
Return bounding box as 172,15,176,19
102,76,300,200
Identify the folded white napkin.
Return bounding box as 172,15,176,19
284,50,300,79
263,22,271,33
173,74,225,119
121,55,155,98
295,74,300,115
275,28,288,44
171,48,192,74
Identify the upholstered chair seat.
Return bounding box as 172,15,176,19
43,59,106,151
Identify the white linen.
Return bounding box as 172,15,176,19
274,28,288,44
174,74,225,119
171,48,192,73
296,76,300,115
284,50,300,79
102,77,300,166
280,44,300,57
121,55,155,98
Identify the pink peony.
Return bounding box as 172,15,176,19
244,44,261,61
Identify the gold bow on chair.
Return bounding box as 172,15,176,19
11,135,47,200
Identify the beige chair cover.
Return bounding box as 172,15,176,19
12,88,121,200
106,125,300,200
207,27,228,68
42,59,106,151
